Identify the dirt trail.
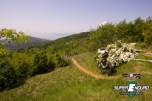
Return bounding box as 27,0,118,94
144,52,152,57
71,52,152,79
72,58,121,79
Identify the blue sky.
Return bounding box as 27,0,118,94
0,0,152,39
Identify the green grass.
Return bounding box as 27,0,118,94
74,52,101,75
0,52,152,101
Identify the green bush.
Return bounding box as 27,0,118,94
144,18,152,45
53,54,69,68
137,42,147,48
33,52,55,75
0,57,18,90
0,51,58,90
10,53,34,79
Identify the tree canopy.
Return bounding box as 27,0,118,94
0,28,28,57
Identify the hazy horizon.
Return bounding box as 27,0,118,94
28,33,74,40
1,0,152,39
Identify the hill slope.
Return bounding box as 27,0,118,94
0,51,152,101
1,17,152,100
40,31,90,53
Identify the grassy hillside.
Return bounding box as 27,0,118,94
0,50,152,101
41,31,90,54
1,17,152,101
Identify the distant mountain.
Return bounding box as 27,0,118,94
1,36,50,50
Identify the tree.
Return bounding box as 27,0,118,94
132,17,144,42
0,28,28,43
89,23,116,51
33,51,55,74
10,53,34,78
0,28,28,90
0,28,28,56
144,18,152,45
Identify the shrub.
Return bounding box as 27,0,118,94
0,57,18,90
53,54,69,68
9,52,35,83
33,52,55,75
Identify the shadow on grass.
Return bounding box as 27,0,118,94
0,78,26,92
99,66,118,76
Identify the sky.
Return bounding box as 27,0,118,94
0,0,152,40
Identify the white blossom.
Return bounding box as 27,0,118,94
106,40,138,67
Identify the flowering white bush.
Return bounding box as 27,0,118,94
106,40,138,67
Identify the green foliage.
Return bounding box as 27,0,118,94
33,52,55,75
54,54,69,67
89,17,151,51
0,56,17,90
0,29,29,90
10,53,34,78
90,23,116,50
41,31,90,53
0,44,8,57
0,28,28,43
144,17,152,45
0,52,35,90
132,17,144,42
0,28,28,56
